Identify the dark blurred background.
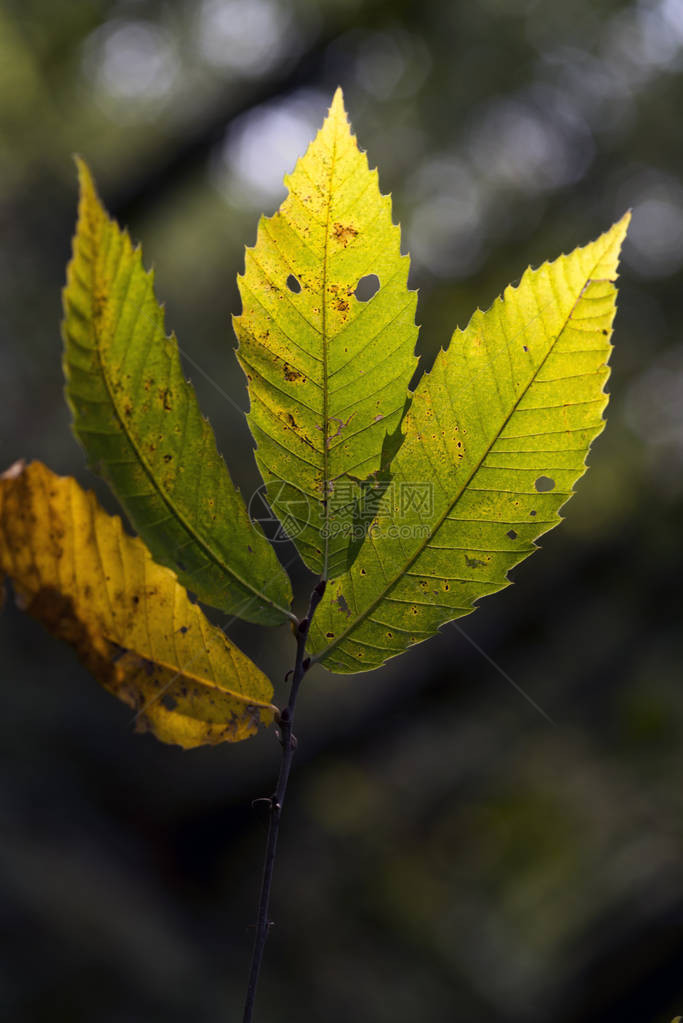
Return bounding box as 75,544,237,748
1,1,683,1020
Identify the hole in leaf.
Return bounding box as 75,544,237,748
286,274,302,294
355,274,380,302
534,476,555,492
507,529,518,540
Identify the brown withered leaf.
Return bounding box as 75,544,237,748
0,461,277,748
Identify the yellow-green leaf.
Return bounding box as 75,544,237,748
309,215,630,672
0,460,276,748
234,88,418,578
62,159,292,626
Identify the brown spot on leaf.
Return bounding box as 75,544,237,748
284,364,304,382
332,222,358,246
328,281,352,315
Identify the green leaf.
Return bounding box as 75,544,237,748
309,215,630,672
0,461,276,749
234,88,418,578
62,159,293,626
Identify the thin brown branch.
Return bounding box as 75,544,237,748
242,576,326,1023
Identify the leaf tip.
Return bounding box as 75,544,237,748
592,210,631,280
611,208,632,246
71,155,110,243
328,86,350,127
73,154,97,199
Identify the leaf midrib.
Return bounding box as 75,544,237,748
321,115,339,579
314,256,610,663
105,635,276,709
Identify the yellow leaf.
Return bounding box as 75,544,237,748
0,461,276,748
234,88,418,578
310,215,629,672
